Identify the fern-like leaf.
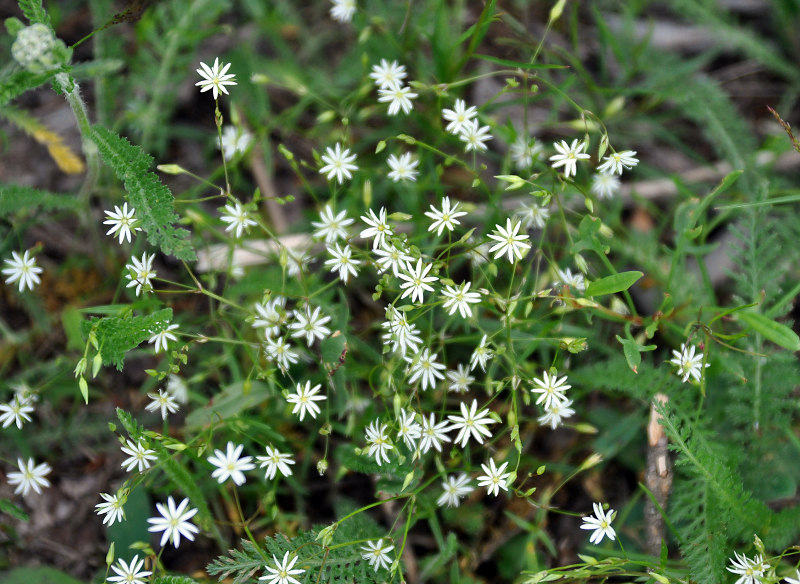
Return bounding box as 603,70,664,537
208,509,389,584
82,308,172,370
17,0,51,27
0,184,82,217
89,126,195,261
0,70,57,107
153,577,199,584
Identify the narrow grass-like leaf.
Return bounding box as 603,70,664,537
473,54,565,70
737,311,800,351
89,125,195,261
0,498,29,521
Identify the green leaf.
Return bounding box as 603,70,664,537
473,54,565,70
572,215,608,256
0,184,82,217
18,0,51,27
586,271,643,297
153,577,200,584
0,497,29,521
81,308,173,370
737,311,800,351
0,69,57,107
89,126,195,261
616,335,657,374
184,380,272,429
3,566,83,584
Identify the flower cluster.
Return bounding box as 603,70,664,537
442,98,493,152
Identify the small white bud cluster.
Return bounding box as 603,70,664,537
12,24,67,72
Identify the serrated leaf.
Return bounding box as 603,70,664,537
586,271,643,297
737,311,800,351
89,126,195,261
0,184,82,218
81,308,172,370
18,0,52,27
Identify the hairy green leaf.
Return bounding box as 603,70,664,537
17,0,51,27
82,308,173,370
0,69,56,107
208,507,387,584
0,184,82,217
89,126,195,261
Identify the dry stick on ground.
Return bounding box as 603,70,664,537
250,141,288,235
196,150,799,273
644,393,672,556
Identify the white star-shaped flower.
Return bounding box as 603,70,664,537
124,252,156,296
149,322,179,353
591,172,621,199
447,399,496,448
286,381,326,421
419,413,451,453
147,496,199,548
459,119,493,152
103,203,142,244
319,143,358,184
437,473,473,507
95,491,126,526
288,305,331,347
424,195,467,237
580,502,617,544
441,281,481,318
477,458,512,496
0,396,34,429
311,204,354,243
405,347,446,391
2,249,43,292
361,539,395,572
107,555,151,584
597,150,638,175
256,445,295,480
549,138,590,178
398,258,437,303
360,207,394,249
259,551,305,584
365,420,394,466
668,343,709,383
207,441,255,485
8,457,51,495
120,439,157,472
530,371,571,410
329,0,356,23
378,84,417,115
442,99,478,135
486,218,531,263
387,152,419,182
220,199,257,238
324,243,360,283
145,389,179,420
369,59,407,90
195,58,237,100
